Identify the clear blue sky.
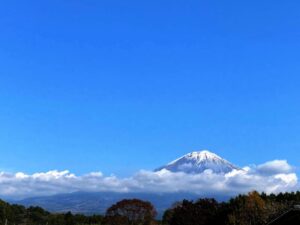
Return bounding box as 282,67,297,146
0,0,299,176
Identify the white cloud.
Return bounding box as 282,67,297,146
0,160,298,199
256,160,293,175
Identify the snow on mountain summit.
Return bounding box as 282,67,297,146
155,150,241,174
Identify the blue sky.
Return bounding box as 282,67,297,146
0,0,300,177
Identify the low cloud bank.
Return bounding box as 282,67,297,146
0,160,298,199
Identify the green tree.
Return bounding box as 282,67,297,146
165,198,222,225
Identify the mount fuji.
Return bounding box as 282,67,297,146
12,150,240,216
155,150,241,174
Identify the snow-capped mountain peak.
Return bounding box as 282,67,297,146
155,150,241,174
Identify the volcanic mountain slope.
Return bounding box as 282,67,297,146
155,150,241,174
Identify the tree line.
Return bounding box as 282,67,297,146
0,191,299,225
163,191,300,225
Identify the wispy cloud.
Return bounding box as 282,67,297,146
0,160,298,199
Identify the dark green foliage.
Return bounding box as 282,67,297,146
163,198,226,225
0,200,104,225
163,191,300,225
27,206,50,224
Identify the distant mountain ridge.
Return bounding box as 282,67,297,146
15,191,225,217
155,150,241,174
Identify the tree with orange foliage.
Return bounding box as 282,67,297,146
228,191,267,225
104,199,157,225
